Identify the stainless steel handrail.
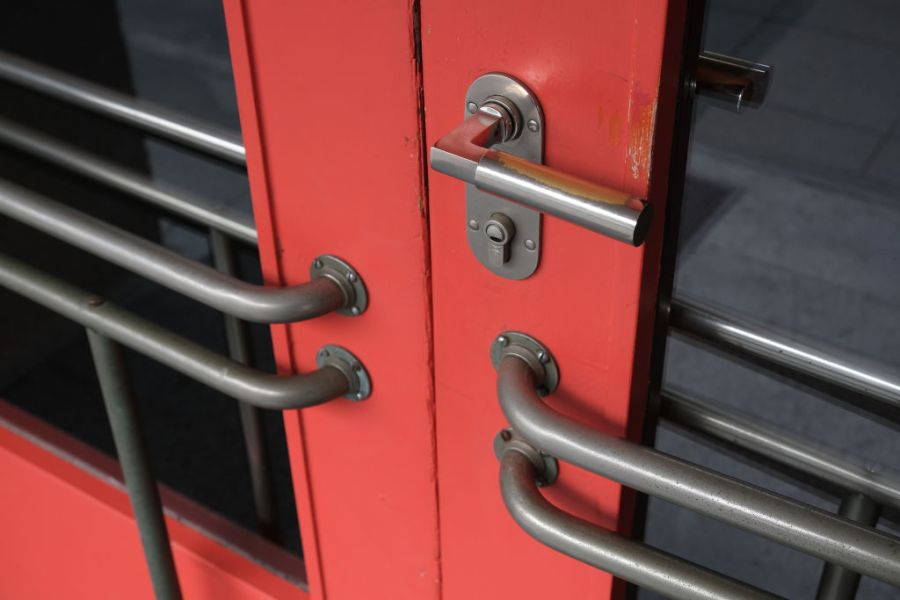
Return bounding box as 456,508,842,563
499,450,781,600
0,50,245,165
660,390,900,513
0,252,365,409
87,331,182,599
209,229,277,538
0,180,360,323
816,493,880,600
669,298,900,423
495,345,900,586
0,117,256,244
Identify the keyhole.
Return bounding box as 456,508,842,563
482,213,516,268
486,223,506,244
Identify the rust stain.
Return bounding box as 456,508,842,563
608,112,623,147
627,100,657,181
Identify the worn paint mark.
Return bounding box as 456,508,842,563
608,111,623,147
627,99,656,181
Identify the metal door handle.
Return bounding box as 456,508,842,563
694,51,773,112
430,76,652,247
497,447,775,599
0,251,372,406
0,180,367,323
489,331,900,589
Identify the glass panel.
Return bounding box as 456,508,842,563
0,0,303,570
645,1,900,597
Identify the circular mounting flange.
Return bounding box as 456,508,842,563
466,73,543,155
309,254,368,316
317,345,371,401
493,427,559,486
490,331,559,396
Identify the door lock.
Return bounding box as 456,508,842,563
484,213,515,267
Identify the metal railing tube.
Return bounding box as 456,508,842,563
500,451,781,600
0,252,353,409
0,50,245,165
660,391,900,513
669,299,900,419
816,493,881,600
0,180,347,323
0,117,257,244
87,331,182,600
497,355,900,586
209,229,278,540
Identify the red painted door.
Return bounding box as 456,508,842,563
224,1,687,599
223,2,441,600
421,2,687,598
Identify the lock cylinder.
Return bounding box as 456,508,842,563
484,213,516,267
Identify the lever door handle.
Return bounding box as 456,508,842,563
430,76,652,247
694,51,773,112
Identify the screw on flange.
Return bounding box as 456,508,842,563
524,239,536,251
310,255,368,317
493,427,559,486
468,219,479,231
490,332,560,396
467,101,478,114
526,119,540,132
317,344,371,401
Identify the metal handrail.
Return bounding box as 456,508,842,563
816,493,880,600
0,180,360,323
0,50,245,165
499,450,780,600
669,298,900,424
87,331,182,598
495,350,900,586
208,228,277,537
660,390,900,513
0,117,256,244
0,252,364,409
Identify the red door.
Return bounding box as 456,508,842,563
420,2,686,598
8,3,900,599
0,3,689,599
223,1,686,599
